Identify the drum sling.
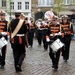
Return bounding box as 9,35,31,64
11,19,24,39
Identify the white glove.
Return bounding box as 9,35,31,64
1,32,7,35
8,35,10,39
58,32,61,35
46,38,50,42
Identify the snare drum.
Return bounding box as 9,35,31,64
50,39,64,52
0,37,8,48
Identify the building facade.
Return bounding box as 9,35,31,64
0,0,75,21
31,0,54,20
10,0,31,18
31,0,75,20
0,0,31,20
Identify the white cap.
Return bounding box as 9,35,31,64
62,14,68,18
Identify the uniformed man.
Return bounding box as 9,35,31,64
46,16,64,71
27,17,35,47
0,12,8,69
9,11,28,72
20,13,25,20
35,19,43,46
24,17,30,48
42,18,50,50
61,15,73,62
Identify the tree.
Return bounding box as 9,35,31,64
53,0,65,16
7,0,12,19
4,0,11,19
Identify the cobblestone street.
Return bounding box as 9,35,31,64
0,39,75,75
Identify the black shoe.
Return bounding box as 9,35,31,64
53,66,58,71
44,47,47,50
63,58,67,62
16,65,22,72
52,65,55,68
64,59,67,62
0,65,4,69
54,68,58,71
28,45,31,48
38,44,41,46
26,45,28,48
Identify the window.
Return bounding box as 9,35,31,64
63,0,70,4
2,0,6,7
67,0,70,4
47,0,51,5
72,0,75,3
11,2,14,10
38,0,53,6
18,2,22,10
63,0,66,4
25,2,29,10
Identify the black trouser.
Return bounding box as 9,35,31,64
0,45,7,66
36,30,42,45
62,40,71,60
11,44,26,70
49,47,61,68
42,34,48,50
28,29,34,47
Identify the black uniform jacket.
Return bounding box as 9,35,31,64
0,20,8,40
10,19,27,44
47,24,63,44
61,22,73,41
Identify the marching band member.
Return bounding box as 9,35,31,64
24,17,30,48
61,15,73,62
0,12,9,69
27,17,35,47
42,18,50,50
35,19,43,46
20,13,25,20
9,12,27,72
46,16,64,71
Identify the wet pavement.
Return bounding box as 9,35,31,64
0,39,75,75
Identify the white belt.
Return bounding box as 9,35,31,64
50,33,61,36
37,28,48,30
16,34,25,36
42,28,48,30
37,28,43,30
30,27,35,29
